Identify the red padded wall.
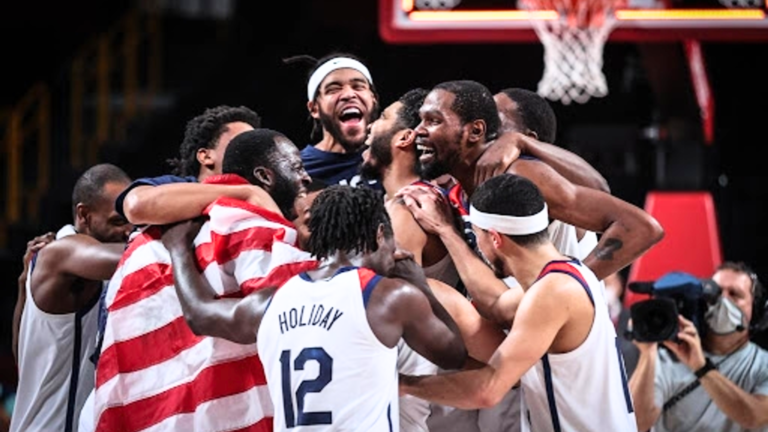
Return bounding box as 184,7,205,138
624,191,723,308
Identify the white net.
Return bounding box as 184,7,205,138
718,0,763,8
519,0,618,105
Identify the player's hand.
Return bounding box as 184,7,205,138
475,132,524,186
396,185,456,236
161,218,204,252
393,248,415,262
22,232,55,269
389,253,429,291
662,315,707,372
19,231,56,284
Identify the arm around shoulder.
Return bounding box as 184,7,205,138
123,182,279,225
521,134,610,193
39,234,124,281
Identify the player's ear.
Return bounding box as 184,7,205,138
75,202,90,228
490,229,504,249
376,223,386,246
197,147,215,170
467,120,486,145
397,129,416,149
307,100,320,119
253,167,274,190
526,129,539,140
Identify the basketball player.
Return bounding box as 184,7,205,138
360,87,458,287
361,88,507,432
297,52,380,188
11,163,132,432
162,185,468,432
93,129,316,432
118,104,272,227
400,174,639,432
399,80,664,325
13,231,56,361
474,87,610,194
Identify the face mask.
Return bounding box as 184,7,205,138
705,297,746,335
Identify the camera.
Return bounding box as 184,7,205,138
626,271,722,342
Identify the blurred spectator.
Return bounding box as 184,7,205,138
628,261,768,432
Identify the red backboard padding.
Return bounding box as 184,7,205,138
624,191,723,308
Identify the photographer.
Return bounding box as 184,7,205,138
629,262,768,432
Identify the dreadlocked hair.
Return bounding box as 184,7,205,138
167,105,261,177
307,185,392,261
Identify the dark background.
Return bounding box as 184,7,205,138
0,0,766,370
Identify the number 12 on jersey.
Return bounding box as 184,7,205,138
280,347,334,428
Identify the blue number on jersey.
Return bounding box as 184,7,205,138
280,347,334,427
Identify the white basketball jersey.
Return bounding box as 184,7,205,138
11,225,100,432
577,230,598,259
257,266,399,432
397,340,436,432
547,220,581,259
520,260,637,432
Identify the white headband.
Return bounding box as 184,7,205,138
469,204,549,236
307,57,373,101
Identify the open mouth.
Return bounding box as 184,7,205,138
339,107,363,125
417,144,436,163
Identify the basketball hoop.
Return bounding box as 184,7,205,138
718,0,763,8
519,0,621,105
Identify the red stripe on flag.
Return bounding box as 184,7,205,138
96,355,267,432
205,196,296,228
109,263,174,312
240,261,319,295
196,226,288,269
202,173,250,186
96,316,203,388
357,267,377,291
118,228,162,267
228,417,274,432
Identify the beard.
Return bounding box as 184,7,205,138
360,128,396,182
270,172,302,221
418,130,462,180
420,158,451,181
478,247,506,279
318,105,378,153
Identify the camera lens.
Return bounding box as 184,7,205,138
629,298,679,342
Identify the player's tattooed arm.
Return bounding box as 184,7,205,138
508,159,664,280
594,238,623,261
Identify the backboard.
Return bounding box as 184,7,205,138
379,0,768,42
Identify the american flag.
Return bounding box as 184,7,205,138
94,175,318,432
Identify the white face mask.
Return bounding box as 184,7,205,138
705,297,746,335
